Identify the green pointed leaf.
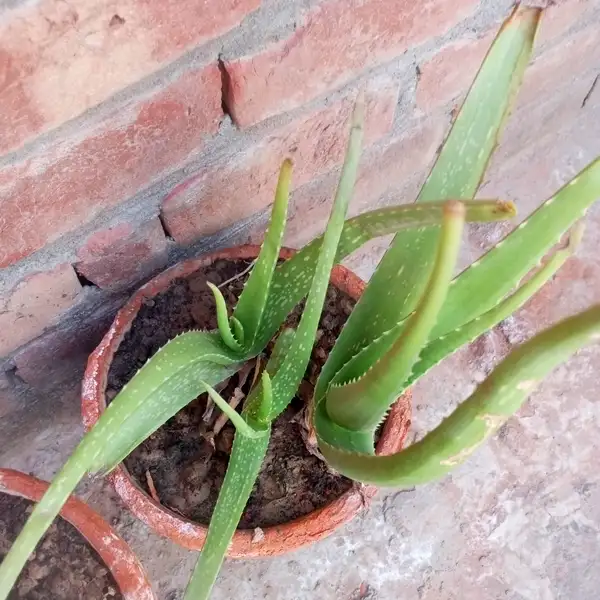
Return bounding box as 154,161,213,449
253,371,273,425
0,447,89,596
233,159,292,353
0,330,241,596
267,328,296,377
182,95,365,600
318,303,600,486
90,331,241,474
230,316,245,346
432,158,600,338
325,201,466,432
267,94,364,419
315,6,541,399
201,380,263,437
184,431,270,600
331,220,584,411
406,223,584,388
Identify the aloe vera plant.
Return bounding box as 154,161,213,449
1,4,600,600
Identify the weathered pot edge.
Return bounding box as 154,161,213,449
0,468,156,600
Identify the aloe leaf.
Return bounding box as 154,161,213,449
233,159,292,353
91,332,242,473
184,331,290,600
433,158,600,338
250,371,273,426
201,380,264,437
318,303,600,486
332,220,584,409
315,5,541,400
0,332,241,597
184,431,270,600
268,328,296,376
256,200,515,353
0,447,90,597
246,329,295,424
325,201,466,432
184,95,365,600
230,316,245,346
267,94,364,419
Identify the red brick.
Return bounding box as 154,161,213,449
416,32,494,111
536,0,593,46
0,64,222,269
223,0,478,127
285,118,448,247
0,264,82,357
75,219,169,290
517,26,600,109
0,0,259,153
416,7,599,113
480,103,600,223
161,79,399,244
494,75,599,165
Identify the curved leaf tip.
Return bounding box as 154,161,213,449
207,282,241,351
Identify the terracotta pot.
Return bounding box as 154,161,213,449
0,468,155,600
82,245,412,558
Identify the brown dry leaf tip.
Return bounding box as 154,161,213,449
356,581,377,599
145,470,160,504
443,199,467,218
494,199,517,215
237,360,255,391
208,360,254,437
165,503,187,518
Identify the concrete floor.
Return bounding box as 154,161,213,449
2,210,600,600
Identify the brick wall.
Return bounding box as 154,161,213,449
1,0,599,392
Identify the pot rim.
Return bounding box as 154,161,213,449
0,468,156,600
81,244,411,558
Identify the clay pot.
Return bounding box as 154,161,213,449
82,245,411,558
0,468,155,599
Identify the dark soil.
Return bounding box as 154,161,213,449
107,258,355,529
0,493,122,600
